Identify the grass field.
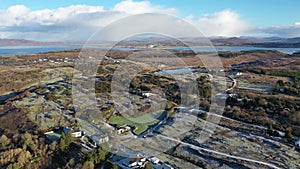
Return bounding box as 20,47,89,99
109,111,166,135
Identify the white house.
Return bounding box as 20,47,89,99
63,127,83,138
295,139,300,147
228,94,238,97
142,92,155,98
140,158,146,162
128,161,137,167
161,163,174,169
147,44,157,48
117,126,131,135
230,71,243,76
71,130,83,138
150,157,160,164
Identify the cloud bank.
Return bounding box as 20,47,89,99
256,23,300,37
185,10,251,37
0,0,299,41
0,0,176,41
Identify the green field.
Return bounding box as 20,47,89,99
109,111,166,135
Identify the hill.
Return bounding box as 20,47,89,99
0,38,67,46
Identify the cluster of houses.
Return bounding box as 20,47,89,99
45,125,178,168
104,55,120,63
118,155,175,169
228,94,252,103
228,71,243,76
32,57,74,64
45,126,109,150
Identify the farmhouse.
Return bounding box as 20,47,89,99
63,127,83,138
91,134,109,145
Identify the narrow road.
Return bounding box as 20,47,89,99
196,109,287,137
207,111,266,130
226,75,237,91
138,116,167,138
157,134,282,169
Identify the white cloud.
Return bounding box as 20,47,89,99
111,0,176,14
0,0,176,41
0,5,29,27
0,1,300,41
252,22,300,37
185,10,251,37
185,11,300,38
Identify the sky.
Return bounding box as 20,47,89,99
0,0,300,41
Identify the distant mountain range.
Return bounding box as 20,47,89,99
0,39,71,46
119,36,300,48
1,37,300,48
210,37,259,46
210,37,300,47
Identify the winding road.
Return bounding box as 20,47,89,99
157,134,282,169
226,75,237,91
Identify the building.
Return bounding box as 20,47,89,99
63,127,83,138
91,134,109,145
128,161,137,167
44,131,61,142
161,163,175,169
70,130,83,138
150,157,160,164
142,92,155,98
128,157,148,168
229,71,243,76
117,125,131,135
228,93,238,98
295,139,300,147
147,44,157,48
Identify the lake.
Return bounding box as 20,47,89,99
167,46,300,54
0,45,82,56
0,45,300,56
154,67,194,75
0,45,138,56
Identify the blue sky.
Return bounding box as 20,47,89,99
1,0,299,26
0,0,299,41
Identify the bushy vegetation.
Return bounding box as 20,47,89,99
59,131,74,151
243,68,300,96
268,70,300,86
218,51,241,58
273,79,300,96
0,132,57,168
81,146,117,169
243,68,300,87
225,94,300,137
